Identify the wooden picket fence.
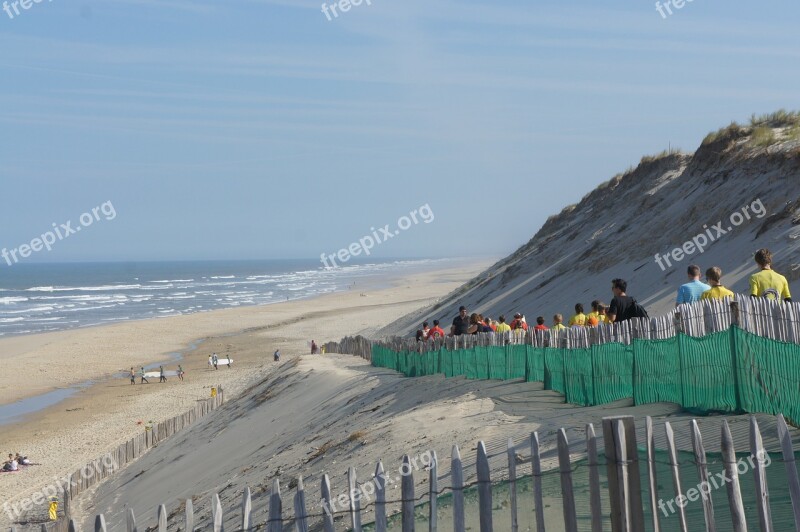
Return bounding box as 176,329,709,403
9,386,224,531
326,296,800,359
21,412,800,532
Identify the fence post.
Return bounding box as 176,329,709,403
603,416,645,532
729,301,743,412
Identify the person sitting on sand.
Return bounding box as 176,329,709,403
3,454,18,471
15,453,30,466
552,314,566,331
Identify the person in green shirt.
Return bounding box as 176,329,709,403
701,267,735,300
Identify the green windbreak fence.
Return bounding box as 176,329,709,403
371,326,800,425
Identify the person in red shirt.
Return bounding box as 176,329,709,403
428,319,446,340
533,316,548,331
510,313,528,331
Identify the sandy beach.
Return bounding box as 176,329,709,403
0,260,492,526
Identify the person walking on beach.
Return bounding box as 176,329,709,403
139,367,149,384
676,265,711,306
226,356,232,369
212,353,219,370
274,349,281,361
159,365,167,383
177,365,185,381
451,306,470,336
130,367,136,385
311,340,318,354
750,248,792,302
701,267,735,300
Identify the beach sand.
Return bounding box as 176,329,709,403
0,260,492,526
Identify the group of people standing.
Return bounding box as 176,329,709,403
414,248,792,340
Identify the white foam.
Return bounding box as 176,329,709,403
0,296,28,304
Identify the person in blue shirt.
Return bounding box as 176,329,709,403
676,265,711,306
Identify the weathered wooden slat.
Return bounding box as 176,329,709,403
375,462,387,532
558,428,578,532
507,438,518,532
242,487,252,531
157,504,167,532
94,514,107,532
690,419,716,531
613,421,631,532
776,414,800,531
321,475,335,532
476,441,493,532
646,417,661,532
451,445,465,532
348,466,363,532
293,477,308,532
721,420,747,532
212,494,223,532
126,507,137,532
268,479,282,532
185,499,194,532
666,422,689,532
586,423,602,532
68,520,77,532
429,450,438,532
531,432,546,532
401,455,415,532
750,416,773,532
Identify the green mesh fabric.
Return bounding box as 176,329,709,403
564,348,594,406
679,331,738,413
544,348,565,395
507,345,527,380
591,343,634,405
370,326,798,420
487,346,506,380
735,327,800,425
441,349,453,377
632,336,681,405
475,346,491,380
526,346,545,383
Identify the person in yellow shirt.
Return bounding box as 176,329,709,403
552,314,567,330
750,248,792,302
495,315,511,333
568,303,587,327
701,266,735,300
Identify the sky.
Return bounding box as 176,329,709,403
1,0,799,264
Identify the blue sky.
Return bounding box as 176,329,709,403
1,0,799,263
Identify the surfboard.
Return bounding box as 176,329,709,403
142,370,179,379
212,358,233,365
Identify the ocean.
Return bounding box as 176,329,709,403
0,259,449,337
